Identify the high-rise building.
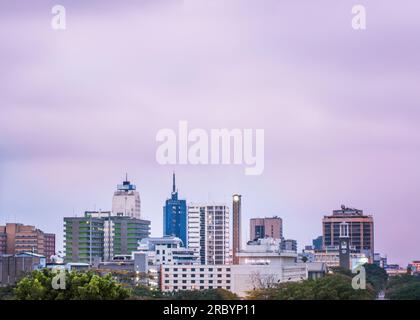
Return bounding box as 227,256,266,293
188,204,230,265
67,211,151,262
0,223,56,261
232,194,242,265
63,215,105,263
322,205,374,260
249,216,283,241
112,175,141,219
163,173,187,246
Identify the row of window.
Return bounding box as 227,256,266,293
165,267,231,272
165,279,230,284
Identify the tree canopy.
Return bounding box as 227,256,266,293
247,273,375,300
14,269,130,300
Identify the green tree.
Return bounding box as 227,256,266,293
130,285,164,300
171,288,239,300
364,263,388,293
14,269,130,300
386,274,420,300
248,274,375,300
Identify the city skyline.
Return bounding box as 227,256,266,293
1,0,420,267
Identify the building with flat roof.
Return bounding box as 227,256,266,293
322,205,374,260
187,203,230,265
160,238,307,297
137,236,198,266
63,214,104,264
250,216,283,241
0,252,46,285
0,223,56,262
86,211,150,261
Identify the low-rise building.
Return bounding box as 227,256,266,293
0,252,46,285
160,238,307,297
137,236,198,266
0,223,56,262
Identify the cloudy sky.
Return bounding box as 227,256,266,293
0,0,419,265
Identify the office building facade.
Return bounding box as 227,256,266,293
0,223,56,261
250,216,283,241
163,173,187,246
187,204,230,265
63,215,104,263
322,205,374,259
112,176,141,219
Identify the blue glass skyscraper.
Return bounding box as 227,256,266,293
163,173,187,247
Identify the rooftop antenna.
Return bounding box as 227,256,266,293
172,171,176,194
125,172,128,182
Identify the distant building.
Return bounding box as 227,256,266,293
280,239,297,252
96,252,157,287
306,262,328,280
385,264,408,276
0,223,56,262
112,176,141,219
188,204,230,265
64,214,105,264
0,252,46,285
163,173,187,246
250,216,283,241
137,236,198,266
64,212,150,263
312,236,323,251
373,253,387,268
86,211,150,261
160,265,232,293
411,261,420,272
322,205,374,260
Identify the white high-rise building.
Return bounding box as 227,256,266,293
187,203,230,265
112,176,141,219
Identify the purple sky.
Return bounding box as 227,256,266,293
1,0,419,265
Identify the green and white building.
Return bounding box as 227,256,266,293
64,211,150,263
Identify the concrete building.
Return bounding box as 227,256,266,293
0,223,56,262
232,238,307,297
187,203,230,265
112,176,141,219
160,238,307,297
306,262,328,280
313,249,369,269
95,252,157,287
250,217,283,241
280,239,297,252
312,236,323,251
163,173,187,246
63,214,104,264
86,211,150,261
64,211,150,263
160,265,232,292
322,205,374,260
232,194,241,265
0,252,46,285
137,236,198,266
